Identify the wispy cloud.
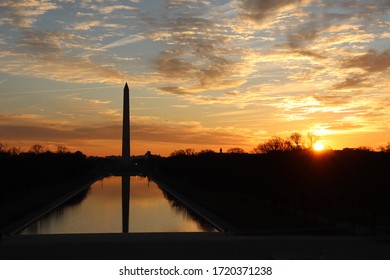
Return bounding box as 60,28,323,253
147,11,255,95
342,49,390,73
72,97,112,104
71,20,103,31
100,34,145,50
90,4,138,14
0,113,254,154
236,0,307,26
0,0,57,28
0,28,130,84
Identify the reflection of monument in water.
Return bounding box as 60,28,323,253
122,175,130,233
122,83,130,233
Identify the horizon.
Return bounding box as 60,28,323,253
0,1,389,157
0,140,388,158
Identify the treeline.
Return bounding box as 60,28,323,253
0,143,112,231
169,147,246,157
156,149,390,234
169,132,390,156
168,132,320,157
0,143,72,155
0,143,105,200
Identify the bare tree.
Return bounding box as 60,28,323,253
0,143,8,153
252,136,290,153
184,148,195,155
56,145,69,154
290,132,303,150
169,149,186,157
8,147,21,155
170,148,197,157
29,144,48,154
227,147,245,154
307,132,319,149
197,149,216,155
378,143,390,152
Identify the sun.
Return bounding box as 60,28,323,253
313,142,325,151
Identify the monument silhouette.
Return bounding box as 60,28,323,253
122,83,130,162
122,83,130,233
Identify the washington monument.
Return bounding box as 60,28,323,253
122,83,130,161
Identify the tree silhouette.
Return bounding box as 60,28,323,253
170,149,186,157
197,149,216,155
252,132,322,153
378,142,390,152
29,144,48,154
252,136,290,153
226,147,245,154
170,148,196,157
307,132,319,149
184,148,195,155
0,143,8,153
8,147,21,155
56,145,70,154
290,132,303,150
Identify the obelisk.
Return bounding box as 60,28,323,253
122,82,130,162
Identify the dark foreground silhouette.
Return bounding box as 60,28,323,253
151,149,390,235
0,151,104,231
2,149,390,260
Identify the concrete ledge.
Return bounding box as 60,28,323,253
2,233,390,260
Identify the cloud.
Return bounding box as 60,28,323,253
0,114,251,153
156,57,197,79
158,87,193,96
342,49,390,73
283,11,356,58
159,81,265,107
0,0,57,27
100,34,145,50
237,0,306,25
313,94,354,107
165,0,200,10
269,1,387,63
72,97,112,104
130,116,249,146
3,53,128,84
19,30,83,56
67,4,138,30
0,114,72,131
0,125,76,141
99,109,121,118
0,29,129,84
90,4,137,14
69,20,129,31
150,14,253,94
71,20,103,31
332,75,370,90
330,49,390,91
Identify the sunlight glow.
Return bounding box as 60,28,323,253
313,142,325,152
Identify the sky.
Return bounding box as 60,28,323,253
0,0,389,156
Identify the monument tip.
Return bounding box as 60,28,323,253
124,82,129,89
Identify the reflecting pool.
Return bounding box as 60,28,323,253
20,176,216,234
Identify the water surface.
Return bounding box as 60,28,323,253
20,176,215,234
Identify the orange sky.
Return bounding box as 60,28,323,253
0,0,389,156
